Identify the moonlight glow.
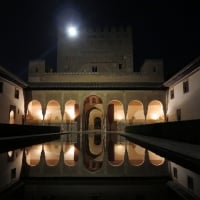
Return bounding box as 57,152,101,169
66,26,78,38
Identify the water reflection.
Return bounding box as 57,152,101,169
24,131,165,172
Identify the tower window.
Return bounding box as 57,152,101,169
92,66,97,72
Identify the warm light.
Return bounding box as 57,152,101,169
25,144,42,166
36,110,43,120
65,144,75,160
114,111,124,121
114,144,125,159
151,113,159,120
66,106,75,120
8,151,13,157
66,26,78,38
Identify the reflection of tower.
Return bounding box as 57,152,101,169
107,104,114,131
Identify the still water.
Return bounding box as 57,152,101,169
0,132,179,200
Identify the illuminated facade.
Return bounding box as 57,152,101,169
26,26,165,130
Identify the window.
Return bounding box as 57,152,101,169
173,167,177,178
170,89,174,99
0,82,3,93
15,88,19,99
119,64,122,70
92,66,97,72
183,80,189,93
187,176,194,190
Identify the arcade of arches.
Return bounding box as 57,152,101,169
25,95,165,131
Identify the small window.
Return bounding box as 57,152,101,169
15,88,19,99
187,176,194,190
170,89,174,99
153,66,156,72
119,64,122,70
173,167,177,178
183,80,189,93
0,82,3,93
92,66,97,72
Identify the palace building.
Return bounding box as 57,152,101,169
0,25,200,200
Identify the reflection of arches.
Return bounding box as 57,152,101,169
63,143,79,166
127,142,145,166
126,100,145,125
108,143,125,166
44,141,61,166
25,144,42,166
82,95,104,171
148,150,165,166
146,100,165,123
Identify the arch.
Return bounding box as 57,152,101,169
94,117,101,129
26,100,43,124
63,100,79,122
43,141,61,166
127,142,145,166
148,150,165,166
44,100,62,124
126,100,145,125
146,100,165,123
107,100,125,131
83,95,103,131
25,144,42,166
63,100,80,131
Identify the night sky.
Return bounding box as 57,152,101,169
0,0,200,81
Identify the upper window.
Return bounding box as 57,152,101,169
170,89,174,99
15,88,19,99
183,80,189,93
92,66,97,72
0,82,3,93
